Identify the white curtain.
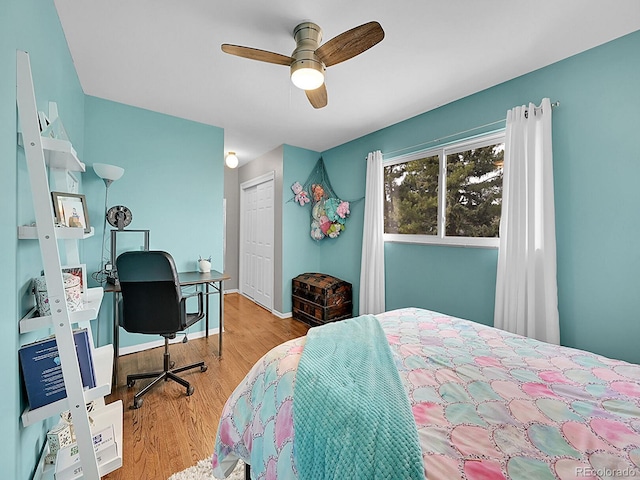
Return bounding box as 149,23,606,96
494,98,559,344
359,150,386,315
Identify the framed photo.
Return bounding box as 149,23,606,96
61,264,88,301
51,192,90,233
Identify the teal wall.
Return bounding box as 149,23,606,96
2,2,225,478
2,1,86,479
282,145,322,312
83,96,224,350
316,30,640,364
319,140,369,315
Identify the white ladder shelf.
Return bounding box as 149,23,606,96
16,50,122,480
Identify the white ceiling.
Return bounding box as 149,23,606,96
54,0,640,165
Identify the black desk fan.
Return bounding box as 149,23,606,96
107,205,132,230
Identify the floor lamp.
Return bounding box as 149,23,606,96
93,163,124,270
92,162,124,281
92,163,124,344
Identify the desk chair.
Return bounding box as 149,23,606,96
116,250,208,409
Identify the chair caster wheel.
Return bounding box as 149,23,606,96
187,385,195,396
127,379,136,388
201,365,208,372
132,398,143,409
170,361,176,369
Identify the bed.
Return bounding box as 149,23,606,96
212,307,640,479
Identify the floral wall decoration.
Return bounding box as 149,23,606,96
289,157,357,241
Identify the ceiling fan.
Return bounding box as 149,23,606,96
221,21,385,109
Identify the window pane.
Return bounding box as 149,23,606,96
445,143,504,237
384,155,439,235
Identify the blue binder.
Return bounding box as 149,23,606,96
19,329,96,409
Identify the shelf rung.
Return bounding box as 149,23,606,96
18,225,94,240
20,287,104,334
17,133,85,171
21,383,111,427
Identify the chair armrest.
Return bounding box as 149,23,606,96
182,290,201,300
180,290,204,318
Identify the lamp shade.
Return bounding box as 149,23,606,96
225,152,239,169
93,163,124,186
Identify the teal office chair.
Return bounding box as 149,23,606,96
116,250,207,409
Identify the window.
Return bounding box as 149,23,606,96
383,131,504,247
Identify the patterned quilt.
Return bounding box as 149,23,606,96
212,307,640,479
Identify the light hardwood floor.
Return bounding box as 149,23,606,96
103,293,309,480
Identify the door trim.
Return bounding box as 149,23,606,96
240,171,275,190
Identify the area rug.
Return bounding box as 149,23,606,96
168,458,245,480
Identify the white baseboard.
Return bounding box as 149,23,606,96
224,288,239,294
238,292,252,301
235,291,291,318
118,327,220,357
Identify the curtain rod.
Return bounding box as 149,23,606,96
525,100,559,118
381,101,560,159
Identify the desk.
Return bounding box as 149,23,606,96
105,270,230,384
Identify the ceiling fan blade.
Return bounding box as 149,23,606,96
306,83,328,109
315,21,384,68
221,44,293,66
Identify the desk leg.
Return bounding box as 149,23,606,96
205,282,210,338
218,280,223,356
112,292,119,387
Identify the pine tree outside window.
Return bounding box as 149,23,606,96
383,131,504,247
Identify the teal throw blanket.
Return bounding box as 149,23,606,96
293,315,424,479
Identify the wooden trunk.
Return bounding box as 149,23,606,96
292,273,352,327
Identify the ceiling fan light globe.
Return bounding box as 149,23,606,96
291,66,324,91
225,152,239,168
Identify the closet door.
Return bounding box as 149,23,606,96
240,172,274,311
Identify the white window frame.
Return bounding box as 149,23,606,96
383,130,505,248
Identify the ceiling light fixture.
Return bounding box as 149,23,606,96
225,151,239,169
290,60,325,90
221,21,383,108
290,22,325,91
